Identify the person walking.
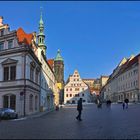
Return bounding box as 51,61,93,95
76,98,83,121
124,98,129,109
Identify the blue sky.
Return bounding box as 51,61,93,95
1,1,140,81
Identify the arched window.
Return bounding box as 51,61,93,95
10,95,16,110
35,96,38,111
40,38,41,43
3,94,16,110
29,94,33,111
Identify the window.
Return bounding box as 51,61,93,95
67,101,70,104
8,40,13,49
35,96,38,111
70,94,72,97
3,94,16,110
136,80,138,86
66,94,68,97
75,88,79,91
4,67,9,81
66,88,68,91
30,65,34,81
70,88,72,91
10,66,16,80
82,93,84,97
0,42,4,50
35,70,39,84
77,79,79,81
29,94,33,111
3,66,16,81
3,95,8,108
10,95,16,110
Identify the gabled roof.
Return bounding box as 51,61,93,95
17,28,33,46
47,59,54,70
106,54,140,84
101,75,109,78
82,78,95,81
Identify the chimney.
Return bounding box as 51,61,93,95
0,16,3,26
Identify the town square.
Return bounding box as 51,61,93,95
1,1,140,139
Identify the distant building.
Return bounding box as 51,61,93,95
100,76,109,87
100,55,140,102
47,49,64,105
83,76,109,96
54,49,64,105
64,70,91,104
83,76,109,102
82,79,95,88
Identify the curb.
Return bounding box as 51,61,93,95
11,109,55,121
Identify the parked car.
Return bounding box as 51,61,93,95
0,108,18,120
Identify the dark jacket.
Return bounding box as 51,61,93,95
77,99,83,111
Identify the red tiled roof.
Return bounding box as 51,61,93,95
101,75,109,78
107,54,140,84
17,28,33,46
47,59,54,69
82,78,95,81
118,54,139,75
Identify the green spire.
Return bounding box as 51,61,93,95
39,9,44,27
55,49,63,61
38,7,45,46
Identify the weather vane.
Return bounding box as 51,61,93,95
40,7,43,14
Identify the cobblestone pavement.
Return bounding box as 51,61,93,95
0,103,140,139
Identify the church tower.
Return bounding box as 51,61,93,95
54,49,64,84
54,49,64,104
37,9,46,56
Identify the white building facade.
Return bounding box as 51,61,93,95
64,70,91,104
0,14,59,116
101,55,140,103
0,17,41,116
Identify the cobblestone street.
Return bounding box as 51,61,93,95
0,103,140,139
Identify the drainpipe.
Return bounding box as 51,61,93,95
39,69,41,112
23,50,27,117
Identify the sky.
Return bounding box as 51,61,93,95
1,1,140,81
